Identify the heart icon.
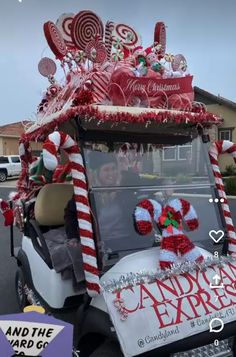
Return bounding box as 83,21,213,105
209,230,224,243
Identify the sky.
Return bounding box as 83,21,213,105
0,0,236,125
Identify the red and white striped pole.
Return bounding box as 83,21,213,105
43,131,100,296
209,140,236,255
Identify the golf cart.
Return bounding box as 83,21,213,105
10,107,236,357
4,8,236,357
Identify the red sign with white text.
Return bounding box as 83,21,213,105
109,73,194,108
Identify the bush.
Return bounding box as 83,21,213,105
225,176,236,195
222,165,236,177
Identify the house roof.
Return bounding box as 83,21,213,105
0,121,33,137
194,86,236,110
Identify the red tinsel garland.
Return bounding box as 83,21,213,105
20,105,222,144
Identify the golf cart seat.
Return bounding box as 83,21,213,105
21,183,86,309
28,183,74,268
34,183,74,227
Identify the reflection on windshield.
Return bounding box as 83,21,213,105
83,138,222,266
84,137,213,188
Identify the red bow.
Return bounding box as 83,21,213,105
159,208,182,234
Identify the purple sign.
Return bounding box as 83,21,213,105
0,312,73,356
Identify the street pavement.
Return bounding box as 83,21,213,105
0,183,236,315
0,186,21,315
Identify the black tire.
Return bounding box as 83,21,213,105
0,170,7,182
89,340,123,357
15,267,28,310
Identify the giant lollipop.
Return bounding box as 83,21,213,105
172,54,187,72
154,22,166,59
56,13,75,49
71,10,104,50
44,21,67,60
38,57,57,77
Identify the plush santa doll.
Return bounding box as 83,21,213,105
131,46,147,76
145,46,163,75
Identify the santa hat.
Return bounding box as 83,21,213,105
132,46,145,57
145,47,153,56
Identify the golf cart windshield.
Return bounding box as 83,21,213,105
84,136,223,268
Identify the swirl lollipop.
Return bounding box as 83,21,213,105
56,13,75,48
44,21,67,60
112,23,141,49
38,57,57,77
172,54,187,72
71,10,104,50
85,36,107,63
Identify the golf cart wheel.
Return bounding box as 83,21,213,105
0,170,7,182
15,267,28,310
89,340,123,357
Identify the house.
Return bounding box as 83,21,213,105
0,121,41,156
194,87,236,171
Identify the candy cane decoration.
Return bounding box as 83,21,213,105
135,199,162,235
43,131,100,296
105,21,114,60
134,198,203,269
209,140,236,255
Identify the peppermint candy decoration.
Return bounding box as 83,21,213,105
154,22,166,58
56,13,75,48
172,54,187,72
85,36,107,63
112,23,141,49
74,50,87,64
38,57,57,77
71,10,104,50
112,49,124,61
44,21,67,60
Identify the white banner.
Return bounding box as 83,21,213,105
102,248,236,357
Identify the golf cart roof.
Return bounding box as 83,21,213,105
23,104,222,143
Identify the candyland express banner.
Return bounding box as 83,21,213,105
115,74,193,97
102,251,236,357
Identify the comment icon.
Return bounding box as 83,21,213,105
209,318,224,333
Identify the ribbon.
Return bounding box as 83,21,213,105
159,208,182,233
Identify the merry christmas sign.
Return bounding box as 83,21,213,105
0,312,73,356
102,248,236,357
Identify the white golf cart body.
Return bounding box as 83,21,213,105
11,104,236,357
